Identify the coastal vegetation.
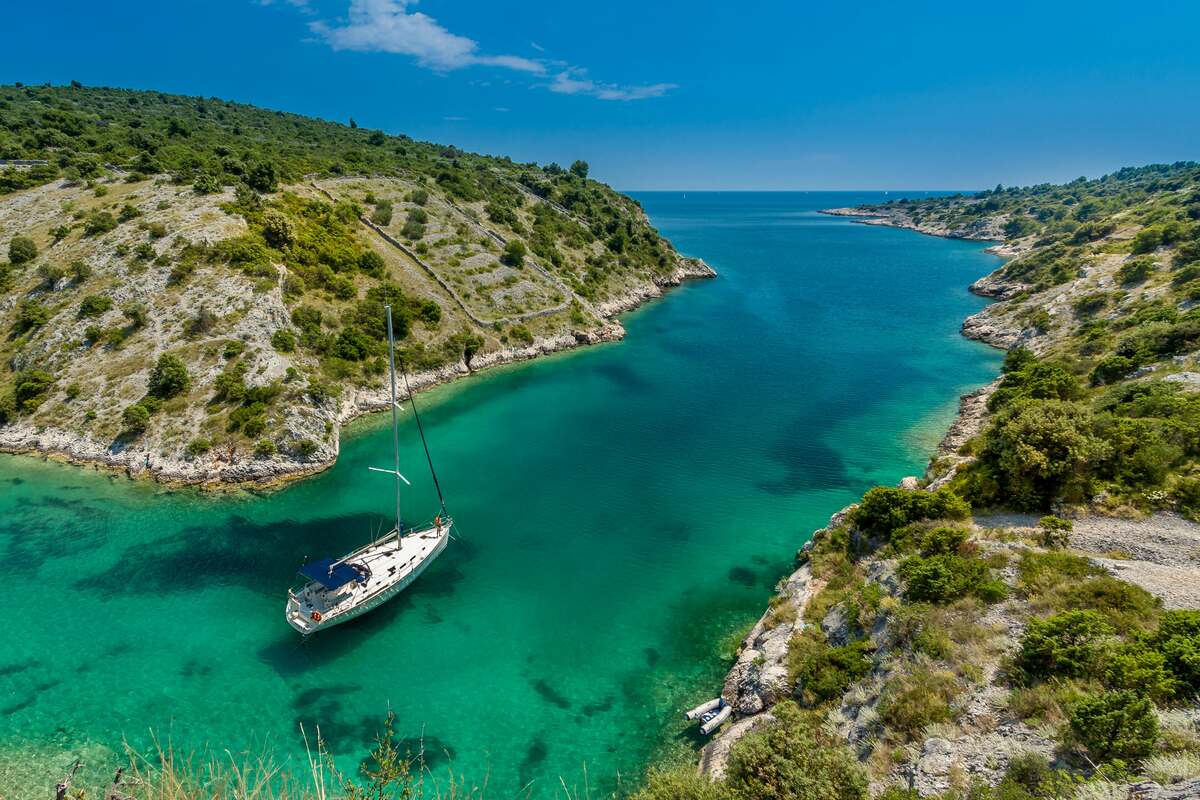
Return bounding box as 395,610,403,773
0,83,711,481
632,163,1200,799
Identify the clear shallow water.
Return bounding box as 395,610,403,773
0,193,1001,797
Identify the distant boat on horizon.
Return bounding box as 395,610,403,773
285,305,452,635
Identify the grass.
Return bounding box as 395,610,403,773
1143,751,1200,785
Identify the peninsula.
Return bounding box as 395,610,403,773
0,85,713,486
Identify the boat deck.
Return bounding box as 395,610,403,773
287,524,447,633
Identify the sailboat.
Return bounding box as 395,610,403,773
285,305,451,635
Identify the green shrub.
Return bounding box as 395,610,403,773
193,173,221,194
148,353,190,399
974,400,1110,510
996,752,1077,799
1018,550,1105,591
898,553,1005,604
790,635,873,707
1117,256,1155,285
917,526,969,556
122,402,151,433
1073,292,1110,318
401,219,424,240
261,209,295,248
1146,609,1200,694
13,370,55,414
988,356,1083,410
1014,610,1113,683
1102,642,1178,702
295,439,318,459
1066,690,1158,762
358,250,386,277
254,439,276,458
724,701,868,800
1060,577,1160,634
501,239,527,267
117,203,141,222
78,294,113,317
632,768,727,800
1037,515,1072,548
8,235,37,264
83,210,117,236
223,340,245,359
70,259,92,281
271,329,296,352
186,438,212,457
848,487,970,537
370,201,393,226
509,323,534,345
14,299,50,332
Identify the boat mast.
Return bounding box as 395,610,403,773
386,305,402,539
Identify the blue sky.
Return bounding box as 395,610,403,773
2,0,1198,190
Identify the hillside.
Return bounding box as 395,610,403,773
632,164,1200,800
0,84,712,484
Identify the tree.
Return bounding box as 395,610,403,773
8,235,37,265
570,160,589,179
148,353,191,399
977,400,1110,509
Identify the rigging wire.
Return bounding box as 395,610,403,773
402,369,448,516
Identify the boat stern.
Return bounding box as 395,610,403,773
285,590,321,635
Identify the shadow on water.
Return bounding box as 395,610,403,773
532,679,571,710
73,512,389,597
3,496,111,569
518,734,549,789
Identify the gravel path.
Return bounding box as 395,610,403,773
976,512,1200,610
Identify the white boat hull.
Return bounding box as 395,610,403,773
286,521,450,635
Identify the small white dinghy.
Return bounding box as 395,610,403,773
685,698,731,735
285,305,452,635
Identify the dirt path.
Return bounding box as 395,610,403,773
976,512,1200,610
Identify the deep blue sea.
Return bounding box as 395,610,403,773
0,192,1002,797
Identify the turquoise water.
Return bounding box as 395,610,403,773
0,193,1002,797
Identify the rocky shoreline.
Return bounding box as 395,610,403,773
699,210,1014,777
0,259,714,489
819,206,1007,243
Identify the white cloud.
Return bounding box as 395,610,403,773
549,69,677,102
298,1,676,101
311,0,543,73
